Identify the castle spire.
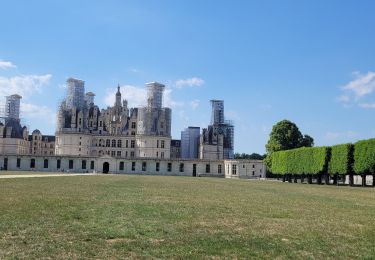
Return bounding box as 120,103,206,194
115,84,121,107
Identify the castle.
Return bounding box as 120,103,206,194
55,78,171,159
0,78,264,179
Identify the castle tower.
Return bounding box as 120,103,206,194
5,94,22,120
85,92,95,106
146,82,165,109
115,84,121,107
210,100,224,125
66,78,85,110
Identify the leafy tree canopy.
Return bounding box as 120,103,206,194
234,153,265,160
266,120,314,154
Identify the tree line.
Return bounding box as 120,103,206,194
269,139,375,186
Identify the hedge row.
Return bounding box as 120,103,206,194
328,143,353,176
354,138,375,174
270,138,375,176
271,146,329,175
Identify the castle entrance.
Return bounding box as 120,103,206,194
102,162,109,173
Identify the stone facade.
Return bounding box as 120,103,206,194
224,160,265,179
0,154,265,179
199,100,234,160
56,79,172,159
29,129,55,155
0,119,29,155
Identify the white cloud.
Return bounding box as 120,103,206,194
0,60,17,69
105,85,193,109
325,131,359,141
342,71,375,99
0,74,52,99
359,102,375,109
336,95,350,103
21,102,56,123
175,77,204,89
338,71,375,108
105,85,147,108
189,99,200,110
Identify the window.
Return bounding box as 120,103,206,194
131,131,135,136
156,162,160,172
131,140,135,148
106,139,110,147
132,162,136,171
112,139,116,147
30,159,35,168
252,171,255,176
130,151,135,158
57,159,61,169
243,165,245,168
161,152,164,159
142,162,147,171
82,160,86,170
218,164,222,174
111,151,116,157
157,140,159,148
232,165,237,175
167,163,172,172
131,122,136,129
206,164,210,173
44,159,49,169
179,163,184,172
119,161,124,171
161,140,165,148
117,151,121,157
17,158,21,168
90,161,95,170
99,121,102,127
125,151,128,157
69,160,74,169
252,164,255,168
126,140,128,148
117,140,122,148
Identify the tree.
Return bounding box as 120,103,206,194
234,153,265,160
300,134,314,147
265,120,314,171
266,120,314,154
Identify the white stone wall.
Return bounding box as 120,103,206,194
224,160,265,179
0,137,29,155
0,154,264,179
55,133,171,159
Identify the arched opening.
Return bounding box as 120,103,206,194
103,162,110,174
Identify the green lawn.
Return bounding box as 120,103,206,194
0,175,374,259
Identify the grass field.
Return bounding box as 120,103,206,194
0,174,374,259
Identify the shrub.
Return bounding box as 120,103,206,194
328,144,353,176
270,146,330,175
353,138,375,175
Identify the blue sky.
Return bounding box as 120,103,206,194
1,0,375,154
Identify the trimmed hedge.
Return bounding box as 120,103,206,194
269,138,375,178
328,144,353,176
353,138,375,174
271,146,330,175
